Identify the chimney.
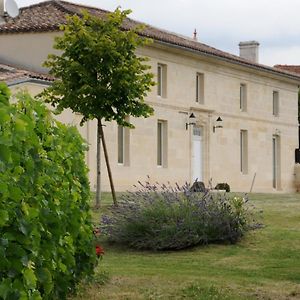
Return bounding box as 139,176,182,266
239,41,260,63
193,29,197,41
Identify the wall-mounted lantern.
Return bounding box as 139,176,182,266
213,116,223,133
186,113,196,130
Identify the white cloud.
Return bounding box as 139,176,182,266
261,46,300,66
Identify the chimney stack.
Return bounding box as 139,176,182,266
193,29,197,41
239,41,260,63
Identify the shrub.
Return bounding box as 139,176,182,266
101,180,256,250
215,182,230,192
0,86,95,299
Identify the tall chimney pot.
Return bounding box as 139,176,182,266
193,29,197,41
239,41,260,63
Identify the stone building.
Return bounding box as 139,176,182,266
1,0,300,192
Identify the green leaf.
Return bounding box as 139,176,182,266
0,210,9,226
0,278,12,299
30,291,42,300
19,221,29,236
58,261,67,273
0,182,9,198
15,118,27,133
0,145,11,163
23,268,37,290
0,108,10,124
36,268,53,295
21,255,29,267
19,291,29,300
27,207,39,220
9,186,23,201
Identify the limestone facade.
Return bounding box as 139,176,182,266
1,30,299,193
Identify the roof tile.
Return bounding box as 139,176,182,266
274,65,300,75
0,63,54,84
0,0,300,81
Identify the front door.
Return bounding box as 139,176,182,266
192,126,203,182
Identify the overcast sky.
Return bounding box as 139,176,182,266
14,0,300,67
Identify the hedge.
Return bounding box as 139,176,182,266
0,83,95,299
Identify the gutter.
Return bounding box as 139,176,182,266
7,78,52,87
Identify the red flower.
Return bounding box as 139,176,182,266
96,245,104,257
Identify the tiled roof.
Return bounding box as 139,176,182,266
274,65,300,75
1,0,300,81
0,63,54,85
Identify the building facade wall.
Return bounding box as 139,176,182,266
0,32,60,72
3,32,299,192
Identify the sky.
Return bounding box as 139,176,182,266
13,0,300,67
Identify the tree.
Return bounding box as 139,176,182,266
42,9,155,207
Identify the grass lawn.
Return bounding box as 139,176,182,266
71,193,300,299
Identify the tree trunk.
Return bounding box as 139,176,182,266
95,118,102,208
100,120,118,206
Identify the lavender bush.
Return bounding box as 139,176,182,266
100,180,257,250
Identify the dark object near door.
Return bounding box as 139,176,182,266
215,183,230,192
190,181,206,192
295,149,300,163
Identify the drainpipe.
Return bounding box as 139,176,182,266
0,0,5,24
299,124,300,149
296,125,300,163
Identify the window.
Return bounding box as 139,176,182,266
118,125,125,164
117,124,130,165
240,130,248,174
157,63,167,97
273,91,279,116
240,84,247,112
196,73,204,104
157,120,168,167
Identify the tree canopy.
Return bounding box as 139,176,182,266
42,9,155,127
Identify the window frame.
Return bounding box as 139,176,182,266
272,135,281,189
240,83,247,112
240,130,248,174
157,63,167,98
273,91,279,117
157,120,168,167
196,72,204,104
117,125,125,165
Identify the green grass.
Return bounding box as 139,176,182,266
71,193,300,299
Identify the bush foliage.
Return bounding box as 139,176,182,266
101,180,255,250
0,85,95,299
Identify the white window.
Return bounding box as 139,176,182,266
240,84,247,112
273,91,279,116
196,73,204,104
157,63,167,97
117,125,129,165
157,120,168,167
240,130,248,174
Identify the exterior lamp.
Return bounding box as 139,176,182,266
186,113,196,130
213,116,223,133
